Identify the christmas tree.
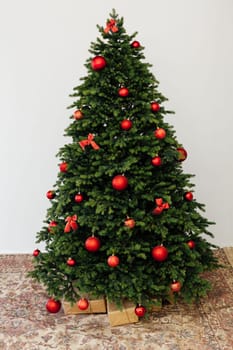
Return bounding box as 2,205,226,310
30,10,219,315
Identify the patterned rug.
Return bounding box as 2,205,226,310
0,248,233,350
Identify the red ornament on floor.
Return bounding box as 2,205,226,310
77,298,89,310
85,236,101,252
135,305,146,317
46,298,61,313
151,245,168,262
131,40,140,48
154,128,166,139
91,56,107,71
112,175,128,191
46,190,55,200
59,162,68,172
118,87,129,97
151,101,160,112
33,249,40,257
120,119,133,130
151,156,162,166
107,255,120,267
177,147,187,161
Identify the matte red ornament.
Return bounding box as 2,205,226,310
73,110,84,120
120,119,133,130
75,193,84,203
151,156,162,166
124,217,136,229
46,190,55,200
67,258,76,266
77,298,89,310
91,56,107,71
151,245,168,262
85,236,101,252
48,221,58,232
46,298,61,313
118,87,129,97
131,40,141,48
187,240,196,249
171,281,182,293
33,249,40,257
151,102,160,112
184,192,193,201
135,305,146,317
112,175,128,191
177,147,187,161
59,162,68,172
107,255,120,267
154,128,166,139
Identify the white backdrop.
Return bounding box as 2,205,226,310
0,0,232,253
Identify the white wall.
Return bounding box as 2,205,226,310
0,0,232,253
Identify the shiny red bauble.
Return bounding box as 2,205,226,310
59,162,68,172
154,128,166,139
118,87,129,97
91,56,107,71
124,218,136,229
107,255,120,267
131,40,141,48
48,221,58,232
85,236,101,252
33,249,40,257
75,193,84,203
46,190,55,200
112,175,128,191
135,305,146,317
151,245,168,262
151,101,160,112
151,156,162,166
77,298,89,310
46,298,61,313
120,119,133,130
73,109,84,120
184,192,193,201
67,258,76,266
177,147,187,161
187,240,196,249
171,281,182,293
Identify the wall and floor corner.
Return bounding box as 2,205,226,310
0,0,232,253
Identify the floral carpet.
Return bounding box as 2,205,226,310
0,249,233,350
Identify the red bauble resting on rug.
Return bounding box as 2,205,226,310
91,56,107,71
151,245,168,262
85,236,101,252
107,255,120,267
118,87,129,97
154,128,166,139
46,190,55,200
171,281,182,293
151,101,160,112
120,119,133,130
135,305,146,317
112,175,128,191
77,298,89,310
46,298,61,313
177,147,187,161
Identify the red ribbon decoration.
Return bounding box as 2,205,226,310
64,215,78,233
104,19,118,33
152,198,169,215
79,134,100,151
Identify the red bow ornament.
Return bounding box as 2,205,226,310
104,19,118,33
64,215,78,233
152,198,169,215
79,134,100,151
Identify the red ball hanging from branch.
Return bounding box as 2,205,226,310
171,281,182,293
177,147,187,161
120,119,133,130
131,40,141,48
91,56,107,71
124,217,136,229
107,255,120,267
135,305,146,317
77,298,89,310
33,249,40,257
59,162,68,173
75,193,84,203
112,175,128,191
184,192,193,201
151,156,162,167
46,190,55,200
187,240,196,249
85,236,101,252
48,221,58,233
151,245,168,262
118,87,129,97
73,109,84,120
46,298,61,313
67,258,76,266
151,101,160,112
154,128,166,139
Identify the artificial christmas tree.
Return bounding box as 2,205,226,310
29,10,219,320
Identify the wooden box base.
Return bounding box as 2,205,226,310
107,299,139,326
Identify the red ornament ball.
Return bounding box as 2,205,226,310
75,193,84,203
151,102,160,112
85,236,101,252
91,56,107,71
33,249,40,257
118,87,129,97
112,175,128,191
131,40,141,48
107,255,120,267
184,192,193,201
151,156,162,166
154,128,166,139
135,305,146,317
152,245,168,262
73,110,84,120
120,119,133,130
46,298,61,313
59,162,68,172
48,221,58,232
77,298,89,310
46,190,55,200
124,217,136,229
67,258,76,266
187,240,196,249
171,281,182,293
177,147,187,161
